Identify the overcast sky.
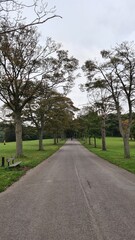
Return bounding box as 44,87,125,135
32,0,135,108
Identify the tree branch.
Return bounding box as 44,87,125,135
0,15,62,35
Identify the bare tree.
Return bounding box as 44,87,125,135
0,0,61,34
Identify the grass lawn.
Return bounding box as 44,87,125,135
80,137,135,174
0,139,65,192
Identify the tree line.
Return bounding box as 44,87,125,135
1,1,135,160
72,110,135,148
0,0,79,156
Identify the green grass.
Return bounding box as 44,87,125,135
80,137,135,174
0,139,65,192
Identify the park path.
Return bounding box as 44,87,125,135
0,140,135,240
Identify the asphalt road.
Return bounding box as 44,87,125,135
0,140,135,240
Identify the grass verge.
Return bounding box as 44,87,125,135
0,139,65,192
80,137,135,174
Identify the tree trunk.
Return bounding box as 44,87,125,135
85,136,87,144
89,136,91,145
94,136,97,148
15,113,23,157
101,118,106,151
57,131,59,143
117,111,130,158
54,134,57,145
123,134,130,158
116,103,131,159
38,128,44,150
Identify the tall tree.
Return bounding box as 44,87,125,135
25,50,78,150
0,21,58,156
82,42,135,158
81,78,114,150
92,90,114,151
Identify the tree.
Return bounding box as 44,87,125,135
70,116,86,140
25,83,78,150
22,125,38,141
42,49,79,94
77,107,100,147
81,79,114,151
0,21,59,156
92,91,114,151
24,50,78,150
106,113,120,137
25,85,57,150
82,42,135,158
0,0,61,34
46,94,78,144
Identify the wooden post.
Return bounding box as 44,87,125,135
1,157,5,167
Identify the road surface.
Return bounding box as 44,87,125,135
0,140,135,240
